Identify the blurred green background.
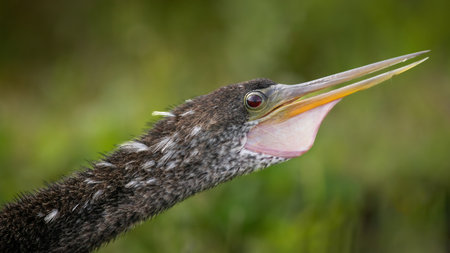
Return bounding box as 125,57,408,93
0,0,449,252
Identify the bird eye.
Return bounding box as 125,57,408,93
245,91,266,110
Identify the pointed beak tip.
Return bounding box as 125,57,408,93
263,50,429,122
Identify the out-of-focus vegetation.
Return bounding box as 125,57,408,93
0,0,449,252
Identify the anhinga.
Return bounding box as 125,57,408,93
0,51,428,252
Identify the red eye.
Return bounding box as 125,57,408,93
245,92,265,109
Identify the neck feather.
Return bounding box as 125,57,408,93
0,116,283,252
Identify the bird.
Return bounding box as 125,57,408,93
0,51,428,252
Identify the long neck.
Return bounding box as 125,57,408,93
0,113,281,252
0,132,215,252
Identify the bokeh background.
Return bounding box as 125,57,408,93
0,0,449,252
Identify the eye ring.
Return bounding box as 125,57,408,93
244,91,267,111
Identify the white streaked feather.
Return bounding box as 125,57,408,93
92,190,104,200
152,111,175,117
44,209,59,223
142,160,155,170
181,110,195,117
96,162,116,168
120,141,149,152
190,126,202,136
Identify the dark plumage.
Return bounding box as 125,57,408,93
0,51,427,252
0,79,284,252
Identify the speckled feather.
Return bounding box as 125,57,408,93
0,79,288,253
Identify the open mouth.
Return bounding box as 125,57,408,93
244,51,429,158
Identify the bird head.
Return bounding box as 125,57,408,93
146,51,428,186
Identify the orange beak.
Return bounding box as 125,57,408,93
262,50,429,123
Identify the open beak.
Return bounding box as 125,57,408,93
261,50,429,122
244,51,429,158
